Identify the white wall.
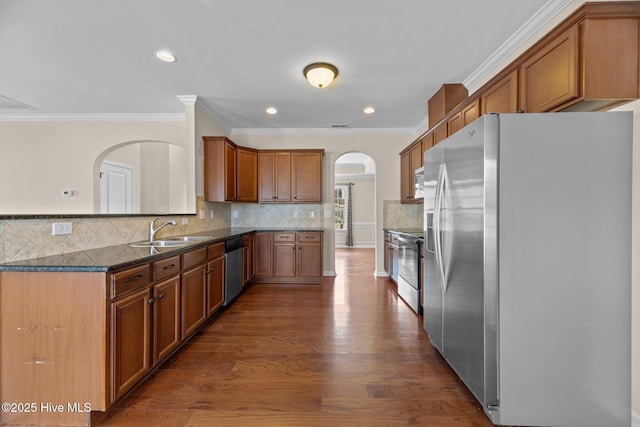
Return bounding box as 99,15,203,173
0,121,186,214
231,131,413,275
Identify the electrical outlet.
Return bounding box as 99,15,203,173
309,211,315,218
233,211,238,218
199,210,205,219
210,209,214,219
181,218,189,225
52,222,72,236
293,211,299,218
324,210,332,218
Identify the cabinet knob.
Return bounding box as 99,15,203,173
157,293,164,299
147,298,154,304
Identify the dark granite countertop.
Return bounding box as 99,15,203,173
383,228,424,240
0,227,324,273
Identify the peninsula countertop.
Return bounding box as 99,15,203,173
0,227,324,273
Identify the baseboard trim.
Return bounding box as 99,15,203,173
632,411,640,427
335,244,375,249
374,270,389,277
323,271,337,277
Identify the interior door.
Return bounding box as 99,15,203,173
100,161,133,214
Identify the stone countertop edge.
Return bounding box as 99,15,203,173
0,227,324,273
383,228,424,239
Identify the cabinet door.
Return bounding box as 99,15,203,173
253,232,273,277
291,152,322,202
111,287,152,402
153,276,181,365
236,147,257,202
447,111,463,136
206,256,225,317
519,25,578,113
462,98,480,126
422,133,434,156
384,241,391,274
224,141,237,201
400,151,412,203
481,69,519,114
297,243,322,278
433,123,447,146
273,242,296,277
258,152,291,202
181,265,207,339
243,237,254,286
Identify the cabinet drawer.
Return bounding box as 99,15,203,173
391,234,400,246
273,233,296,242
297,232,321,242
182,247,207,270
111,264,151,299
208,242,225,260
153,255,181,281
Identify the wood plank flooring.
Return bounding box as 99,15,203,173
94,248,494,427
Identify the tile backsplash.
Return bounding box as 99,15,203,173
230,203,323,228
0,197,231,263
1,199,411,263
383,200,423,229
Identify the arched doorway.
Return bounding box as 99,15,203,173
334,152,376,249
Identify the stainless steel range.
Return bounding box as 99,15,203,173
396,233,422,315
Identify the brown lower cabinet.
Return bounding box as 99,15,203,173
253,231,323,283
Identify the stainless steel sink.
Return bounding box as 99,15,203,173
166,236,212,242
130,240,190,248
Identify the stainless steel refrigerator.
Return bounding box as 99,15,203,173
423,112,631,427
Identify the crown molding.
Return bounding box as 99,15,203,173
231,126,417,136
0,113,185,122
193,99,233,135
463,0,575,92
176,95,198,106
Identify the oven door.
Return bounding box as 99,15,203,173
397,235,421,314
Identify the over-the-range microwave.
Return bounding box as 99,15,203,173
414,167,424,199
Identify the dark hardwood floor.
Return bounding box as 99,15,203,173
94,248,494,426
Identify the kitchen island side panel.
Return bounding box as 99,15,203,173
0,271,107,426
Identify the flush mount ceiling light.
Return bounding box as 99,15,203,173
266,107,278,115
155,50,177,63
303,62,338,88
363,106,376,114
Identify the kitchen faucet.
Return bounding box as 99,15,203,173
149,217,177,242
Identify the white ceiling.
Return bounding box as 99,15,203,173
0,0,557,132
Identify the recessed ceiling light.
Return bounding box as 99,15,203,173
155,50,177,63
266,107,278,115
364,106,376,114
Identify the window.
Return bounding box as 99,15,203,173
334,184,348,230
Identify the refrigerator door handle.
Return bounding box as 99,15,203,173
434,163,447,293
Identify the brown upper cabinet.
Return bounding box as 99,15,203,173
236,146,258,202
481,69,519,114
204,136,258,202
259,150,323,203
402,2,640,166
400,139,425,204
520,16,639,113
519,25,578,113
428,83,469,127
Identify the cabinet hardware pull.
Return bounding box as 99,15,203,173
163,264,175,270
124,274,143,283
147,298,154,304
157,293,164,299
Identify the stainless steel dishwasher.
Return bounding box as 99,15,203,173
224,237,244,306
